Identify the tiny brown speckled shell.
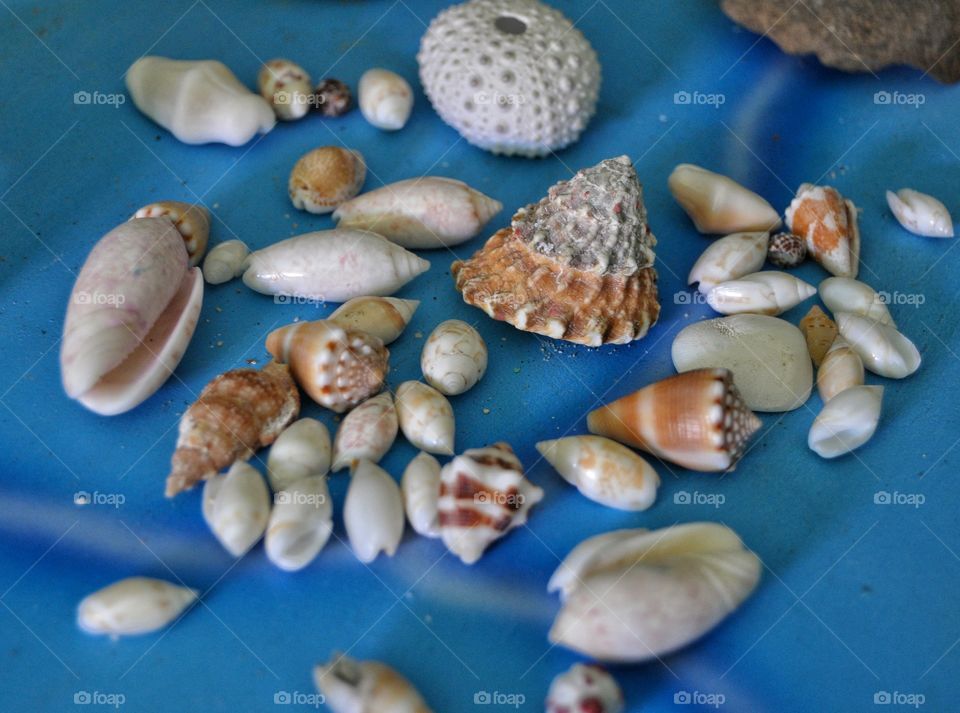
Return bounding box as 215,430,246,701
289,147,366,214
767,232,806,268
799,304,837,367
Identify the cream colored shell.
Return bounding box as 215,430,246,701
420,320,488,396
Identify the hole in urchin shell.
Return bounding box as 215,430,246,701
495,16,527,35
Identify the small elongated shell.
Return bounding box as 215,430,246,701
258,58,312,121
687,231,768,294
766,232,807,268
706,271,816,316
887,188,954,238
835,313,921,379
817,336,864,402
331,393,398,471
333,177,502,249
587,368,762,472
668,164,781,234
401,451,442,538
202,240,249,285
395,381,455,455
131,201,210,266
202,461,271,556
358,68,414,131
819,277,895,327
314,653,433,713
77,577,198,637
546,664,624,713
343,460,405,563
536,436,660,511
289,147,366,214
549,523,761,663
243,230,430,301
786,184,860,278
328,296,419,345
799,304,837,367
420,320,488,396
265,475,333,571
809,385,883,458
267,418,332,491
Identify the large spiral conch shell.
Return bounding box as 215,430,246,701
668,164,781,234
165,362,300,497
266,320,389,413
548,523,761,662
786,184,860,278
586,368,762,472
328,296,419,345
437,443,543,565
61,218,204,416
314,653,433,713
452,156,660,346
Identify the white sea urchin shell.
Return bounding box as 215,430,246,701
418,0,601,157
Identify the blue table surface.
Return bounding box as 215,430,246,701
1,1,958,711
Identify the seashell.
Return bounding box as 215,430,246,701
314,78,352,117
77,577,197,637
536,436,659,511
687,231,768,295
706,270,816,316
258,58,312,121
131,200,210,266
265,475,333,571
202,461,271,557
420,320,488,396
819,276,895,327
835,313,921,379
266,418,332,492
808,385,883,458
668,164,782,234
328,296,419,345
61,218,204,416
243,230,430,302
202,239,250,285
547,528,646,601
672,314,812,412
766,231,807,268
165,362,300,497
331,393,398,471
395,381,455,455
785,183,860,278
548,523,761,662
546,664,624,713
887,188,954,238
358,68,413,131
452,156,660,346
343,460,405,563
333,177,502,249
418,0,600,157
314,653,432,713
265,319,389,414
125,56,275,146
401,451,442,538
799,304,837,367
289,147,366,214
437,443,543,565
586,368,762,472
817,336,864,402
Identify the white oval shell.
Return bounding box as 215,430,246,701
202,461,271,557
687,231,769,294
77,577,197,637
547,529,646,602
808,385,883,458
886,188,954,238
395,381,455,455
258,58,312,121
358,68,413,131
265,475,333,571
536,436,659,511
668,164,781,234
331,393,398,471
202,240,250,285
546,664,624,713
817,336,864,402
819,277,895,327
314,654,433,713
267,418,332,492
344,460,405,563
706,271,816,316
835,313,921,379
401,451,441,538
420,320,488,396
328,296,419,345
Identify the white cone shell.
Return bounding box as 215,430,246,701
816,336,864,402
687,231,769,294
420,320,488,396
331,392,398,471
835,313,921,379
328,296,419,345
202,461,271,557
886,188,954,238
819,277,895,327
809,385,883,458
267,418,332,492
401,451,442,538
77,577,197,637
706,271,816,316
668,164,781,234
344,460,405,563
203,240,250,285
395,381,455,454
265,475,333,571
358,69,413,131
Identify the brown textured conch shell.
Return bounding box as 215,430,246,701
799,304,837,367
786,184,860,278
586,368,762,472
266,319,389,413
452,155,659,346
165,362,299,497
